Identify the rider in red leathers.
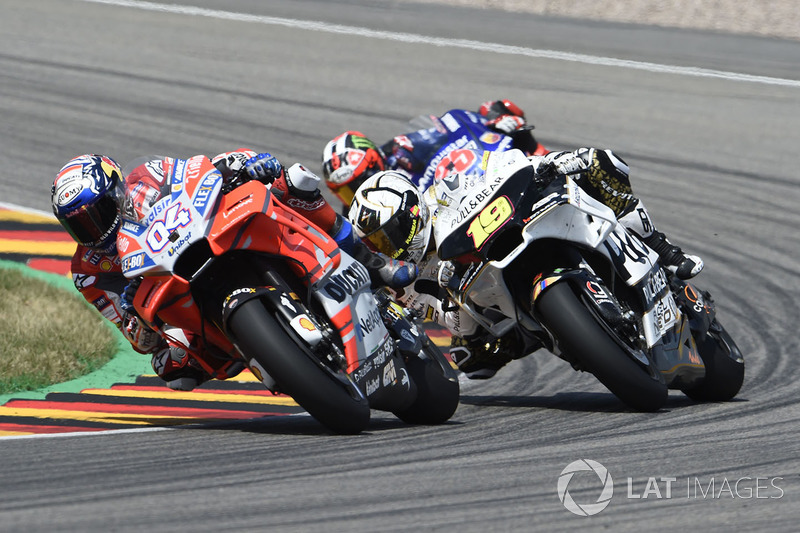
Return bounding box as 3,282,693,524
52,151,416,391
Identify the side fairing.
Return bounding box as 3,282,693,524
311,251,391,372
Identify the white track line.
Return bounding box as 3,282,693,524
80,0,800,88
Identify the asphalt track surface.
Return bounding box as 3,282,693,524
1,0,800,531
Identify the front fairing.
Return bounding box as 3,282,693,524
116,155,224,277
434,149,542,262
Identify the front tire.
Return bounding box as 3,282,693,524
227,299,371,434
393,347,460,425
536,282,668,412
682,320,744,401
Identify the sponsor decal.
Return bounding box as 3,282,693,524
479,131,502,145
121,252,146,272
91,295,110,310
683,284,708,314
73,274,96,290
372,338,393,367
399,367,409,388
382,359,397,386
249,363,264,382
170,158,187,193
121,220,145,235
166,230,192,257
351,136,378,150
145,159,166,184
642,269,668,302
400,328,416,344
448,173,508,228
285,196,326,211
353,360,373,382
193,185,214,209
421,135,480,186
358,307,382,336
365,377,380,396
117,235,130,254
585,280,613,304
322,261,370,303
298,317,317,332
280,294,297,312
440,113,460,132
230,287,256,297
222,196,254,219
56,183,84,206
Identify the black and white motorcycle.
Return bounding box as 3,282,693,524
432,149,744,411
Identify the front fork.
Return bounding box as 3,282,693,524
530,267,656,375
373,289,460,382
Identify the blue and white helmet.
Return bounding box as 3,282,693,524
51,154,123,252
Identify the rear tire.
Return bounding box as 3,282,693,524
536,282,668,412
227,299,371,434
393,349,460,425
682,321,744,401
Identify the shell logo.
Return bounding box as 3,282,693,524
299,317,317,332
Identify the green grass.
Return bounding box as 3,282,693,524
0,268,117,394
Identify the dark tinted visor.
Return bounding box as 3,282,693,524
62,193,120,247
361,193,421,260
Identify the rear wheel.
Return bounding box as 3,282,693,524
227,299,371,434
682,320,744,401
536,282,668,412
393,346,460,425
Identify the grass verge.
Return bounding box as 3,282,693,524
0,267,117,394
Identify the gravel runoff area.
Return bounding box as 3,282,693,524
413,0,800,41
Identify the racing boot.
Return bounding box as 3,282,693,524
643,231,704,280
152,345,213,392
618,200,704,280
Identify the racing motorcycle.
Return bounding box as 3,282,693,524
116,155,459,434
433,149,744,411
391,108,546,192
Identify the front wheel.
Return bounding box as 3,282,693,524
227,299,371,434
681,320,745,401
393,345,460,425
536,282,668,412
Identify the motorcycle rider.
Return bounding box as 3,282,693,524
52,151,417,391
347,147,704,379
321,99,549,208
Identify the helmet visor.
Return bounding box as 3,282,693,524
361,192,422,261
61,193,120,248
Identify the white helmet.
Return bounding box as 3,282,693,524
347,170,431,264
